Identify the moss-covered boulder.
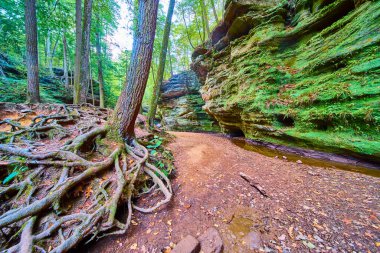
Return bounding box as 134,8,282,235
192,0,380,162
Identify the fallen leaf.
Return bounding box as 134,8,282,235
288,226,294,239
302,241,316,249
167,220,172,226
130,243,138,250
342,217,352,225
146,229,152,234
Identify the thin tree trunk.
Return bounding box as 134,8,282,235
73,0,82,104
112,0,159,141
181,10,196,49
148,0,175,126
25,0,40,103
62,33,69,90
210,0,219,23
96,17,105,108
150,64,156,85
46,30,53,75
79,0,93,103
90,68,95,105
51,32,60,70
200,0,210,39
168,40,174,76
193,10,205,43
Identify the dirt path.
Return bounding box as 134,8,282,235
85,132,380,253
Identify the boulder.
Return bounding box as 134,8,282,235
242,231,263,250
171,235,200,253
198,228,224,253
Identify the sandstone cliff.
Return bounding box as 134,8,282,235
191,0,380,161
158,71,220,132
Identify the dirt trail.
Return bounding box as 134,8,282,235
85,132,380,253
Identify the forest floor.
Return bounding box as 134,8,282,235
84,132,380,253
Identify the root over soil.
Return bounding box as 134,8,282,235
0,103,173,252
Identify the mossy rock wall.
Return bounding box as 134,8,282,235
158,71,220,132
192,0,380,161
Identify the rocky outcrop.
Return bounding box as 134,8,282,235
192,0,380,162
158,71,220,132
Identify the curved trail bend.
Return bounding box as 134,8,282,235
87,132,380,253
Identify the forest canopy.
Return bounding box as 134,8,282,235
0,0,223,108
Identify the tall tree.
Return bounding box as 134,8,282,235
112,0,159,141
200,0,210,39
73,0,82,104
147,0,176,126
62,32,70,90
79,0,93,103
46,29,53,75
25,0,40,103
96,16,105,108
210,0,219,23
168,39,174,76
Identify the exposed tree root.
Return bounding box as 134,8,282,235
0,103,173,252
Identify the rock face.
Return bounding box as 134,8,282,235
158,71,220,132
191,0,380,162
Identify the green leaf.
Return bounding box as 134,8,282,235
3,171,20,184
147,140,162,149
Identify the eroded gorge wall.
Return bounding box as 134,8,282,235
191,0,380,161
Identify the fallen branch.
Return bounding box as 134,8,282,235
239,172,269,198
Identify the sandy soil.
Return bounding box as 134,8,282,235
83,132,380,253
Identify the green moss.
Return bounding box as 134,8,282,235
201,0,380,160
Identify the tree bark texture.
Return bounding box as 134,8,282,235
200,0,210,38
112,0,159,141
96,18,105,108
73,0,82,104
79,0,93,103
25,0,40,103
147,0,176,126
210,0,219,23
63,33,69,90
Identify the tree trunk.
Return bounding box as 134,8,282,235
210,0,219,23
79,0,93,103
168,40,174,76
193,10,205,43
181,10,196,49
46,30,53,75
112,0,159,141
73,0,82,104
147,0,175,126
25,0,40,103
62,33,69,90
51,33,60,66
96,18,105,108
200,0,210,39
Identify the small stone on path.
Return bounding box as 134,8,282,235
171,235,200,253
242,231,263,250
198,228,224,253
